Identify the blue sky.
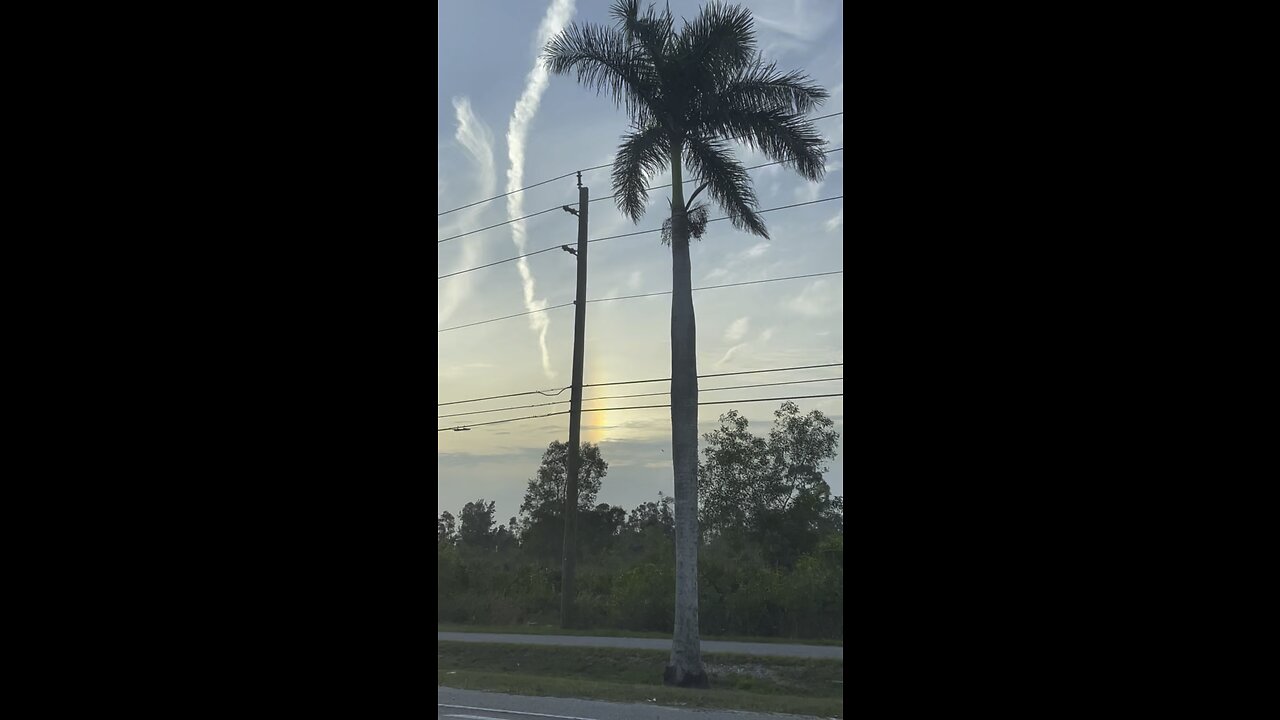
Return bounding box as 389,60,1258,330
438,0,844,527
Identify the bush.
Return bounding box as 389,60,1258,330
610,562,674,631
436,524,843,640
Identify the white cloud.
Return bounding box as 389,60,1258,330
754,0,839,58
756,163,784,179
825,209,843,233
438,97,495,327
703,267,730,282
742,242,769,259
716,342,748,367
725,316,751,342
786,279,840,317
504,0,577,379
627,270,642,289
795,179,823,203
753,0,833,41
758,327,776,343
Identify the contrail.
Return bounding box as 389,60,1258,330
506,0,575,380
439,97,495,326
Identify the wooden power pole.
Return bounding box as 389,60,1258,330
561,176,588,628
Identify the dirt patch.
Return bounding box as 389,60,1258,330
705,662,779,681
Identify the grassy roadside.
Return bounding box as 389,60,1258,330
437,623,844,647
438,640,844,717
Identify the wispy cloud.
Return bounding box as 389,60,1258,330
742,242,769,259
505,0,576,379
439,97,495,326
786,279,840,317
795,179,824,203
753,0,834,41
725,316,751,342
825,209,843,233
754,0,839,58
716,342,748,367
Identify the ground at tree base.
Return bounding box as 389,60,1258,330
664,664,711,688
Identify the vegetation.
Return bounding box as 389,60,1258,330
542,0,831,686
436,623,844,646
438,641,844,717
437,402,843,642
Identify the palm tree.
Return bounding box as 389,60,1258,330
544,0,828,687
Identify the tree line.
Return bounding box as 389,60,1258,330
438,402,843,640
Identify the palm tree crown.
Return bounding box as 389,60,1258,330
544,0,829,235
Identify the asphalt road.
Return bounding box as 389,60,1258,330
437,632,842,660
439,687,830,720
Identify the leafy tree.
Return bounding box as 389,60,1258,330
626,492,675,535
698,402,841,566
459,499,496,549
698,411,771,538
494,523,519,553
518,441,608,528
580,503,628,550
518,441,609,558
545,0,829,687
438,511,457,546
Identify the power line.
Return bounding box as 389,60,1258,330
438,205,564,245
437,171,578,218
589,148,845,205
591,392,842,414
438,385,570,408
437,392,843,432
439,153,842,247
586,375,842,402
587,195,843,244
437,376,843,420
438,245,561,280
437,269,842,333
438,398,570,420
438,302,574,334
440,409,573,432
437,111,844,218
583,362,843,389
439,194,843,280
593,269,844,302
438,362,841,408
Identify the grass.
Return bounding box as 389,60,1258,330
438,640,844,717
437,623,844,647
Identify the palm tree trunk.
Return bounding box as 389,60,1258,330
664,141,708,688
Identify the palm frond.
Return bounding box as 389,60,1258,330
701,107,827,182
543,22,660,126
684,135,769,238
677,1,757,78
720,56,829,114
661,201,709,246
612,123,670,222
611,0,675,61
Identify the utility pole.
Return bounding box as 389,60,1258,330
560,174,588,628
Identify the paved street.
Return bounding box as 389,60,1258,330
439,687,832,720
437,632,842,660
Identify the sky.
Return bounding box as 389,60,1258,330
438,0,844,528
